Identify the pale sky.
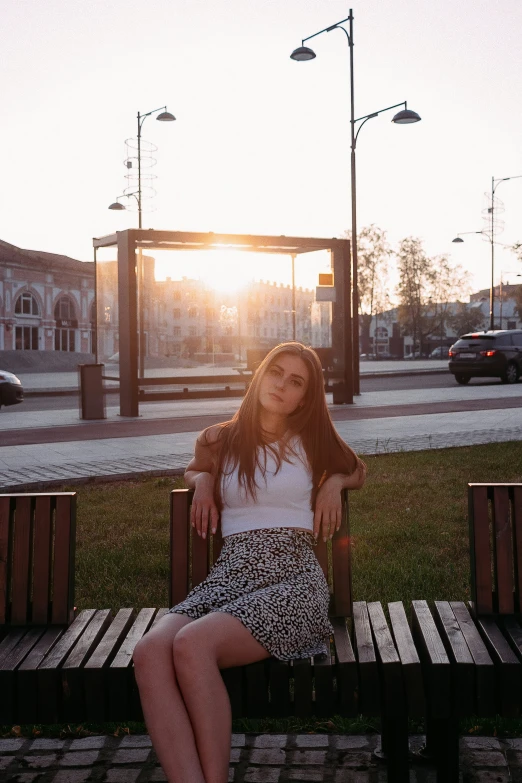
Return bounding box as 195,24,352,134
2,0,522,298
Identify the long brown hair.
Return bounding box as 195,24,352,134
201,342,361,508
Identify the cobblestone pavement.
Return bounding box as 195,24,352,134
2,733,522,782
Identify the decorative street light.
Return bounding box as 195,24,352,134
108,106,176,228
291,10,421,400
107,107,175,378
452,174,522,331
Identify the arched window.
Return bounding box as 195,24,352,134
15,292,40,316
54,296,76,321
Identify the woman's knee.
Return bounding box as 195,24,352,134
133,614,191,672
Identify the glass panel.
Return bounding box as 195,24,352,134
95,248,120,372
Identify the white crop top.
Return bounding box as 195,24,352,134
220,436,314,537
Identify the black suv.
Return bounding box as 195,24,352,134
448,330,522,385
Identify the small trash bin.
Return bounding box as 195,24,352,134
332,382,345,405
79,363,106,420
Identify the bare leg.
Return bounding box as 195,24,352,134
173,612,271,783
133,613,204,783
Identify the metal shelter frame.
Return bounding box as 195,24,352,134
93,229,352,416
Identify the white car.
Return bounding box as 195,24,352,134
0,370,24,407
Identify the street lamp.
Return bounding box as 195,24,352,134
109,106,176,228
108,107,175,378
291,11,421,400
452,174,522,331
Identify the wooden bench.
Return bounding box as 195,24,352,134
0,488,423,781
412,483,522,781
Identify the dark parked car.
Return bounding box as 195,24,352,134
0,370,24,407
448,330,522,385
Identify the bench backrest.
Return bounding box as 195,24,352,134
170,488,352,617
0,493,76,626
468,483,522,615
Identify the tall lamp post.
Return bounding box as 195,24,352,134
109,106,176,227
108,106,176,377
291,11,421,399
452,174,522,331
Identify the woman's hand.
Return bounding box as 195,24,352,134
314,475,344,542
191,472,219,539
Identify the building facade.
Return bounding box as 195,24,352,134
0,239,95,354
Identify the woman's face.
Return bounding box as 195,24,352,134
258,353,310,417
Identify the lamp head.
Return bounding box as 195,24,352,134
156,111,176,122
452,237,464,243
392,109,421,124
109,201,126,211
290,46,316,61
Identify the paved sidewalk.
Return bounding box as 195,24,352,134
2,732,521,782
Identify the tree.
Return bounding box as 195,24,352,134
395,237,436,353
429,255,471,343
396,239,473,352
345,225,392,353
447,302,486,336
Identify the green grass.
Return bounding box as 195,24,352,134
3,441,522,738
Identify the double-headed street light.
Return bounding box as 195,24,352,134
109,106,176,228
291,10,421,400
452,174,522,330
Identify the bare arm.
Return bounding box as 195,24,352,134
184,426,222,539
313,458,366,542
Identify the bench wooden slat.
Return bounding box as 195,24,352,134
268,659,291,717
11,497,32,624
477,616,521,718
62,609,114,723
109,608,157,722
170,490,190,606
411,600,451,720
51,495,76,625
469,485,493,614
0,627,27,667
0,497,11,624
0,627,46,723
332,491,351,616
245,659,270,718
514,487,522,609
433,601,475,717
388,601,425,717
32,496,53,624
503,616,522,655
38,609,97,723
368,602,405,719
331,616,357,717
84,608,136,721
450,601,495,716
17,626,64,724
293,657,313,717
314,647,335,717
221,667,244,718
353,601,379,715
493,487,514,614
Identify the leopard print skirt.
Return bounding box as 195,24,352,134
169,527,333,660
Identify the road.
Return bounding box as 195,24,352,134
5,369,519,413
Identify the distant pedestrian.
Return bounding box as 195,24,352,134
133,341,366,783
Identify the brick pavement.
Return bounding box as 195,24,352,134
2,732,522,782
